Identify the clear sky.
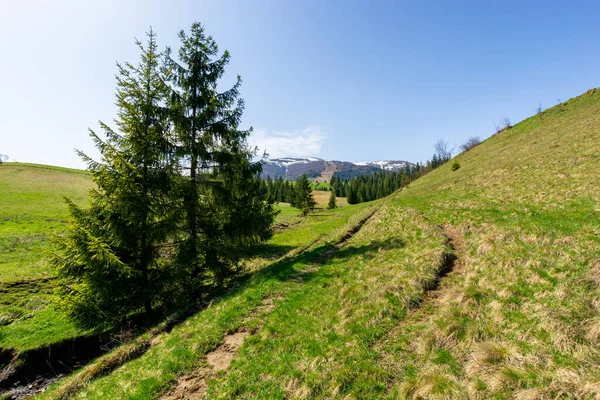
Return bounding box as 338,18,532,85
2,0,599,169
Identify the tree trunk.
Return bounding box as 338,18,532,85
188,100,199,274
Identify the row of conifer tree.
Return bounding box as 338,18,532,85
333,159,447,203
261,157,447,207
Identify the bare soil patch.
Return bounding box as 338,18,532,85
314,161,337,183
206,331,249,371
161,330,250,400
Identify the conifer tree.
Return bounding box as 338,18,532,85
294,175,316,216
165,22,275,283
328,189,337,209
52,29,176,327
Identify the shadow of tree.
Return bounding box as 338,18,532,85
275,237,406,285
241,243,297,259
23,231,403,392
327,237,405,263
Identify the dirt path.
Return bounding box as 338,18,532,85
374,223,467,381
424,224,466,300
161,330,250,400
321,208,380,261
160,208,380,399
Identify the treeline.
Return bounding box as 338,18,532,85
331,170,407,204
257,175,316,215
261,151,452,207
331,154,451,204
259,176,295,203
53,23,275,329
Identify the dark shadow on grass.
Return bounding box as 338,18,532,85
327,237,406,263
2,209,383,396
279,237,406,285
240,243,296,259
0,240,345,396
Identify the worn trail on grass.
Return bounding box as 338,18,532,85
374,223,468,395
160,208,380,400
320,209,377,260
425,224,465,298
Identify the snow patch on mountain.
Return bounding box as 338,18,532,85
261,157,413,180
268,157,324,168
355,160,411,171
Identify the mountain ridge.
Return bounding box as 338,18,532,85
261,157,413,181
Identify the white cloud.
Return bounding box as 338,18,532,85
249,126,326,159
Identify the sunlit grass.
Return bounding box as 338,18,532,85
374,88,600,398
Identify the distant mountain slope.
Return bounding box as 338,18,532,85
355,160,412,171
261,157,412,180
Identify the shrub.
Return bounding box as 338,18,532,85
451,162,461,171
459,136,481,152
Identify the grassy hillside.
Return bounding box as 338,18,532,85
372,88,600,399
37,201,384,400
0,163,93,350
33,174,451,398
0,163,92,283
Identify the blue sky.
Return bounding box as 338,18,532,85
1,0,599,168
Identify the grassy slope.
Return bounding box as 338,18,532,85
0,163,92,282
37,179,455,399
0,163,93,349
47,193,452,400
373,89,600,399
205,202,449,399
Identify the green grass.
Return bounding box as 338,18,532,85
205,202,449,399
0,163,93,283
371,88,600,398
0,163,93,349
0,307,83,350
41,193,451,399
311,181,331,191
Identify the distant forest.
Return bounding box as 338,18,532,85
260,154,449,205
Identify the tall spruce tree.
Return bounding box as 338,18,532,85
52,30,176,327
165,22,275,283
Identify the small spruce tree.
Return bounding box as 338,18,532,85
294,175,316,216
346,183,358,205
327,189,337,209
